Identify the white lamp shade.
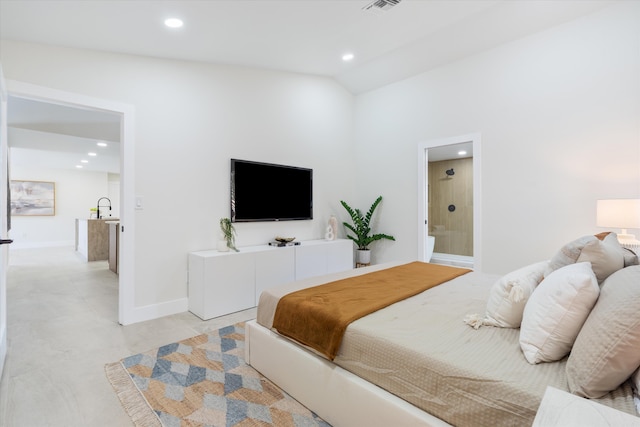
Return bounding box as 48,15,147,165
596,199,640,229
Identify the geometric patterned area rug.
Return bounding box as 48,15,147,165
105,322,331,427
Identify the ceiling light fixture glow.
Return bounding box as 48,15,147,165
88,152,97,156
342,53,355,62
76,165,83,168
164,18,184,28
97,142,107,147
81,159,89,163
458,150,467,156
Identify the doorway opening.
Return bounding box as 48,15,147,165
418,133,482,270
6,80,135,324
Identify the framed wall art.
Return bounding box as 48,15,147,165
10,180,56,216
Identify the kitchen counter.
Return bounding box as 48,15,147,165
108,221,119,274
75,218,119,262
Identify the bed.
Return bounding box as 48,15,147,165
244,235,640,427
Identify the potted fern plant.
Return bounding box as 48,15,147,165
340,195,395,264
218,217,239,252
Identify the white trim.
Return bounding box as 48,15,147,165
126,298,189,325
417,133,482,272
0,324,6,380
0,65,8,381
118,100,136,325
0,67,7,103
5,80,136,325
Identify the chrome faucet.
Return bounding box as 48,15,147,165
97,197,112,219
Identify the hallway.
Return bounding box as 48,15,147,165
0,246,255,426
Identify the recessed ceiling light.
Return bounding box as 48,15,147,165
88,152,97,156
76,165,83,169
81,159,89,163
164,18,183,28
458,150,467,156
97,142,107,147
342,53,355,62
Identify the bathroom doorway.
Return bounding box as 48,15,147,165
418,133,482,270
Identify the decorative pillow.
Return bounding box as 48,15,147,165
464,261,548,329
566,266,640,398
576,232,625,284
623,248,639,267
632,367,640,395
520,262,599,364
544,235,597,277
597,231,638,267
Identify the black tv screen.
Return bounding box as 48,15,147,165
231,159,313,222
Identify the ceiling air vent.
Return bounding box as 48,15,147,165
362,0,402,15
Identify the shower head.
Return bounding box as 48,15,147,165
445,168,455,177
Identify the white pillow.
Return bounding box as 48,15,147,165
519,262,599,364
464,261,548,329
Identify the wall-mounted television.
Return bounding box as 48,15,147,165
230,159,313,222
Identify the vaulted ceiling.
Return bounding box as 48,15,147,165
0,0,617,172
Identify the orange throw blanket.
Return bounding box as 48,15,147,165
272,261,471,360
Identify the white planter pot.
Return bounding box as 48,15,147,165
356,249,371,264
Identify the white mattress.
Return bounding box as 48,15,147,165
257,262,638,426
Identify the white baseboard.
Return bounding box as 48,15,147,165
9,240,75,249
0,324,6,381
430,253,474,269
121,297,189,325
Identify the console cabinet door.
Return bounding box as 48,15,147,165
295,243,327,280
209,252,255,318
255,247,295,303
199,252,255,319
296,240,355,280
326,239,354,273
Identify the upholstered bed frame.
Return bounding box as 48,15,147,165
244,319,451,427
245,233,640,426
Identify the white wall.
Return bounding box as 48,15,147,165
9,159,110,248
354,2,640,273
107,173,120,217
2,2,638,320
0,42,356,312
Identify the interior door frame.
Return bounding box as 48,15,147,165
0,65,9,378
418,133,482,271
6,80,136,325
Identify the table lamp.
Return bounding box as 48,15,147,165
596,199,640,250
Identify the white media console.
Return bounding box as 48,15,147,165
188,239,353,320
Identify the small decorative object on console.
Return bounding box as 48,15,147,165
219,218,239,252
270,236,299,247
269,241,301,247
325,215,338,240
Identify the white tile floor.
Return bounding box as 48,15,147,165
0,246,256,427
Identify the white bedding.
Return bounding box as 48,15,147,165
254,262,638,426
